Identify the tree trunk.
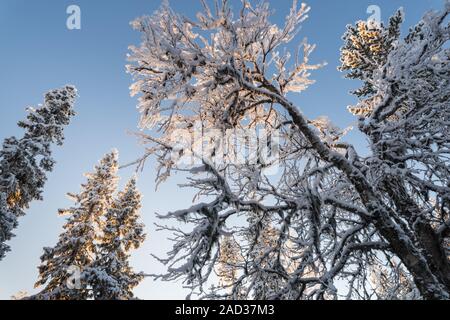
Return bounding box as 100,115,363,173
382,178,450,294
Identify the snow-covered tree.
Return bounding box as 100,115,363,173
127,0,450,300
0,86,77,260
339,2,450,299
10,290,29,300
87,177,146,300
215,235,244,299
247,220,286,300
339,9,403,102
33,151,119,300
369,262,421,300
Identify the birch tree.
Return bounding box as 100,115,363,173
127,0,450,300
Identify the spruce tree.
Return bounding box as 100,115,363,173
0,86,77,260
34,151,119,300
87,177,146,300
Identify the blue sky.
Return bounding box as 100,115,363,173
0,0,444,299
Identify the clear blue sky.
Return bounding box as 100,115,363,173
0,0,444,299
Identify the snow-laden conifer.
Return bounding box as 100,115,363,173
87,177,146,300
0,86,76,260
34,151,119,300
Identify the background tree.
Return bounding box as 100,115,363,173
215,235,243,299
34,151,119,300
87,177,146,300
127,0,450,299
0,86,77,260
339,10,403,103
369,262,421,300
246,216,287,300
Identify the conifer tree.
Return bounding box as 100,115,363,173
34,151,119,300
339,10,403,101
0,86,77,260
87,177,146,300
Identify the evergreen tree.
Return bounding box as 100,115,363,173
0,86,77,260
339,10,403,101
217,236,241,289
34,151,119,300
87,177,146,300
